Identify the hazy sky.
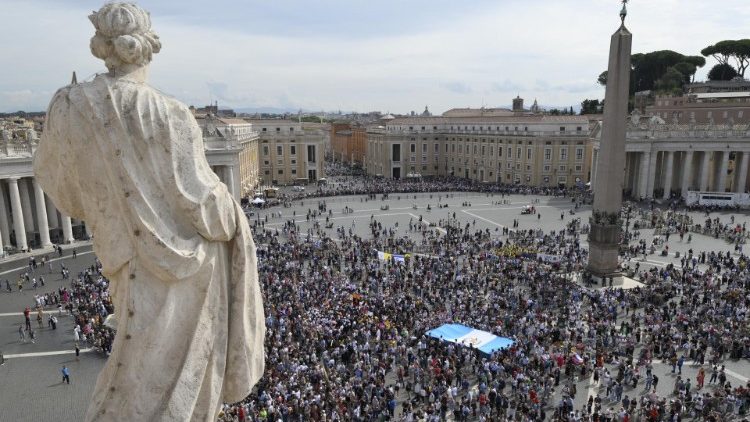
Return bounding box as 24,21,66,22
1,0,749,113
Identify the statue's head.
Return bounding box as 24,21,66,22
89,3,161,73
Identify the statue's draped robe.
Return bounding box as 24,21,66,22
34,74,265,421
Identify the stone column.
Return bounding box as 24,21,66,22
736,152,750,193
226,165,237,200
45,194,59,229
32,178,52,247
662,151,674,199
700,151,711,191
0,181,11,247
716,151,729,192
590,149,599,187
84,222,93,239
646,151,658,199
638,151,650,198
681,150,694,197
7,178,27,251
18,178,35,233
61,214,74,244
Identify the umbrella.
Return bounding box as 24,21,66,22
251,197,265,205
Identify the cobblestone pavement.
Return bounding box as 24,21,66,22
1,192,748,420
0,248,105,421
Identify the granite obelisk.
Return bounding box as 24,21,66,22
588,3,632,280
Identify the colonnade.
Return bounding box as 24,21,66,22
618,149,750,199
210,164,239,199
0,176,80,253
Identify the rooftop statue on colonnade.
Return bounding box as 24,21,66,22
33,3,265,421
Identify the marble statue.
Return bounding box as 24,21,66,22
629,109,640,126
33,3,265,421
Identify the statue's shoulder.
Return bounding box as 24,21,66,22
49,76,105,109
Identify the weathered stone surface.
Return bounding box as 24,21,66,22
33,3,265,421
589,19,632,278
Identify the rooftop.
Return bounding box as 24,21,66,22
388,115,588,124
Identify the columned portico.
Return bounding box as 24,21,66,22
638,151,650,198
716,151,730,192
736,152,750,193
700,152,711,191
61,214,74,244
45,194,59,229
18,178,35,234
0,182,11,247
226,165,237,198
662,151,674,199
646,151,657,199
32,177,52,247
7,178,27,251
681,150,694,197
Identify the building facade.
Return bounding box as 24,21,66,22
0,114,254,255
591,116,750,199
198,116,260,198
646,94,750,125
331,123,367,165
644,78,750,125
365,115,593,187
0,123,80,253
250,119,326,185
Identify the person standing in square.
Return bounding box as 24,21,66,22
61,366,70,384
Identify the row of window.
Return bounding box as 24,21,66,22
444,159,583,173
658,110,745,119
404,143,585,161
260,127,295,132
263,169,298,175
262,145,318,162
395,125,584,132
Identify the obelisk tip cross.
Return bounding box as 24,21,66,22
620,0,628,24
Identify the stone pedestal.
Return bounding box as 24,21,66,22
587,222,621,277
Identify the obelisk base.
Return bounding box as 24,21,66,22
587,221,621,279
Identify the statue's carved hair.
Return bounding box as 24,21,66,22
89,3,161,71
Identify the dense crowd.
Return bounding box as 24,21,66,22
272,176,589,206
216,200,749,421
9,176,749,421
12,255,115,356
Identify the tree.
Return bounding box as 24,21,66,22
630,50,705,92
707,63,739,81
569,106,574,115
673,62,697,83
729,39,750,76
580,99,602,115
598,50,705,93
702,39,750,77
702,41,733,66
597,71,608,86
654,68,686,94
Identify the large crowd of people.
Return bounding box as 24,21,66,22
216,197,749,421
271,176,589,206
8,172,749,421
11,255,116,356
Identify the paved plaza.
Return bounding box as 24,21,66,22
0,190,748,420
